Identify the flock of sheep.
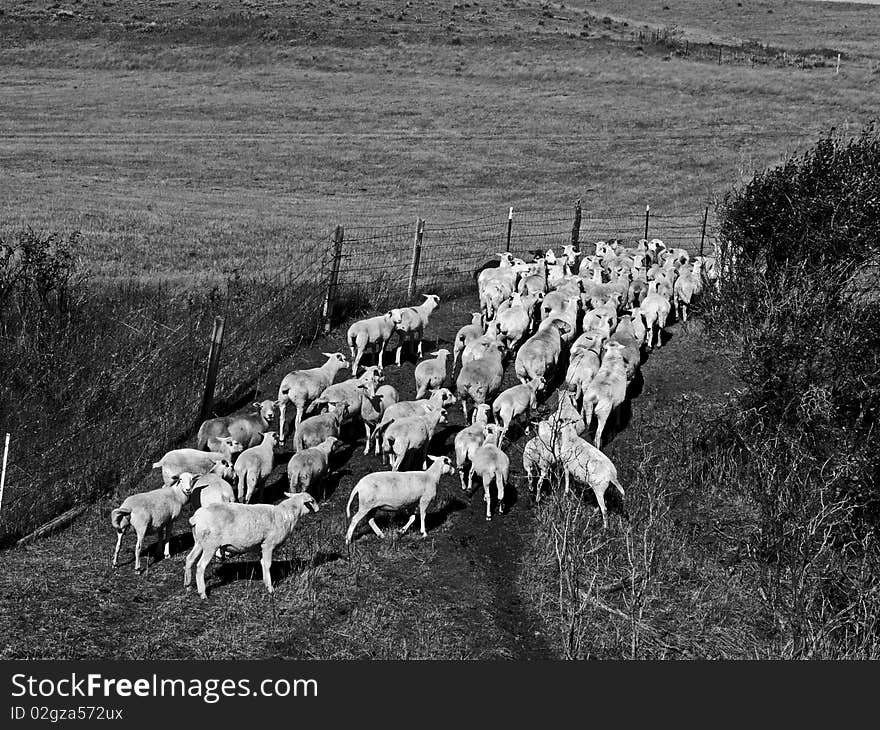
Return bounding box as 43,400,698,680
109,237,714,600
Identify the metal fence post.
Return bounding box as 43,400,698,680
571,199,582,253
644,204,650,241
505,206,514,252
407,218,425,300
322,225,344,333
198,316,226,425
700,206,709,258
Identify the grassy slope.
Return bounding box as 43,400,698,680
1,1,877,280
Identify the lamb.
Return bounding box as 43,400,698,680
559,424,625,529
184,492,319,599
581,341,628,449
306,366,384,425
196,400,276,450
491,376,545,443
346,312,398,373
359,384,400,456
111,472,197,571
381,407,448,471
234,431,280,503
523,430,557,504
152,447,236,488
286,436,340,496
673,259,703,322
414,348,451,399
293,402,349,453
456,340,507,423
192,460,236,508
344,455,456,543
453,403,491,491
390,294,441,366
452,312,485,369
276,352,350,442
466,424,510,521
640,284,672,349
514,317,571,386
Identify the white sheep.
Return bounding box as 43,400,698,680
344,455,455,543
381,406,448,471
452,312,485,369
496,291,543,349
466,424,510,521
111,472,197,571
453,403,491,490
581,341,628,449
390,294,441,366
456,339,507,423
491,376,545,443
640,284,672,349
286,436,340,495
293,402,349,452
360,384,400,456
628,306,648,347
514,317,570,385
184,492,319,599
192,460,236,508
306,366,384,425
559,423,625,529
196,400,276,450
564,347,601,410
276,352,349,442
673,259,703,322
204,435,245,459
152,447,234,487
234,431,280,503
347,311,399,373
414,348,451,399
523,432,556,504
369,389,456,455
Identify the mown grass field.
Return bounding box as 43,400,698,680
1,0,878,659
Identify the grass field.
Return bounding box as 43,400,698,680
1,0,878,659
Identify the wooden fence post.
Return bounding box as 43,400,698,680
644,204,650,241
718,47,722,65
407,218,425,300
570,199,582,253
198,316,225,425
322,225,344,333
700,206,709,258
505,206,514,252
836,53,841,74
0,433,9,516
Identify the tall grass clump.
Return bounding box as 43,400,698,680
702,124,880,657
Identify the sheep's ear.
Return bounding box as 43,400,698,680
305,499,319,513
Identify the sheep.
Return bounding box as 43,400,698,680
456,340,507,423
369,388,456,454
514,317,571,386
414,348,451,399
276,352,350,443
184,492,319,599
390,294,441,366
545,299,580,346
192,460,236,508
152,447,234,488
496,292,543,350
558,424,625,529
564,347,602,409
204,436,245,460
523,431,557,504
640,285,672,349
306,366,384,425
518,256,548,294
344,455,455,543
286,436,340,496
346,312,398,374
477,251,516,292
452,312,485,369
491,376,545,443
111,472,197,571
628,306,648,347
360,384,400,456
381,407,448,471
460,322,502,366
234,431,280,503
673,259,704,322
479,279,513,321
292,402,349,453
196,400,276,450
453,403,491,490
466,424,510,521
581,341,628,449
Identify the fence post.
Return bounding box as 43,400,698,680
836,53,841,74
505,206,514,252
644,204,650,241
322,225,344,333
198,316,225,426
407,218,425,300
700,206,709,258
570,199,582,253
0,433,9,515
718,47,722,65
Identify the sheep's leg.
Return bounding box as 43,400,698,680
417,337,423,359
391,449,405,472
594,486,609,529
261,544,275,595
378,341,385,371
345,509,372,544
363,423,372,455
419,499,429,537
195,550,213,599
461,400,469,423
496,471,506,514
278,402,288,442
483,477,492,521
111,530,125,567
564,468,571,495
467,466,476,493
134,527,146,572
400,514,416,534
367,518,385,539
395,342,403,367
163,524,172,559
184,544,203,589
458,465,467,491
594,402,612,450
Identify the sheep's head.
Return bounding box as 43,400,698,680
254,399,276,422
263,431,281,448
282,491,320,514
211,459,235,481
432,348,451,359
425,454,455,477
548,318,571,335
431,388,457,406
174,472,198,497
322,352,350,369
473,403,491,424
422,293,440,310
322,436,342,453
356,366,383,397
387,308,404,326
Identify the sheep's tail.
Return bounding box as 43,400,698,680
151,460,162,469
346,485,360,518
110,507,131,531
612,477,625,498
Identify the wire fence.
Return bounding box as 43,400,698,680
0,199,718,546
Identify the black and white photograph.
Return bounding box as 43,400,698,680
0,0,878,690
